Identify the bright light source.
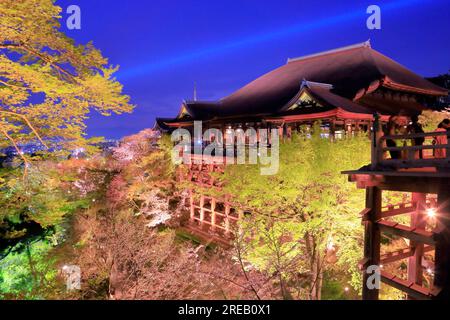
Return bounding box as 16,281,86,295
426,208,436,219
426,268,434,275
344,287,350,292
380,264,383,269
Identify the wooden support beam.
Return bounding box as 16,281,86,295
359,208,371,222
358,257,370,271
199,195,205,227
381,248,414,265
181,225,232,248
381,271,435,300
345,171,450,194
211,211,239,220
433,185,450,299
379,158,450,169
380,203,415,218
362,187,382,300
225,202,231,236
211,198,216,232
377,220,436,246
330,120,336,141
189,190,195,221
380,245,434,265
370,115,382,170
408,193,427,299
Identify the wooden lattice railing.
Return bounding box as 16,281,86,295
371,115,450,170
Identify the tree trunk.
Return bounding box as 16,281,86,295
306,233,323,300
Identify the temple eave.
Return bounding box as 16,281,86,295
382,76,448,96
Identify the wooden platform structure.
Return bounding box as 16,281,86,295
157,43,448,294
180,154,244,246
343,115,450,300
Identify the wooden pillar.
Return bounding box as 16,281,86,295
408,193,427,299
211,198,217,232
189,190,195,221
199,195,205,227
345,120,352,137
286,125,292,140
355,121,361,134
371,114,382,170
268,123,272,146
434,185,450,299
330,120,336,141
225,202,231,236
278,125,284,141
362,186,382,300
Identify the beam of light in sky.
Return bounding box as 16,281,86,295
117,0,440,80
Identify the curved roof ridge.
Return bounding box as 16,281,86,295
184,100,219,105
287,40,371,64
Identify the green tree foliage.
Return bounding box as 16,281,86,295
0,160,100,299
0,239,61,299
202,127,371,299
0,165,89,232
419,109,450,132
0,0,134,152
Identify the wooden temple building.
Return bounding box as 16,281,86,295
343,115,450,300
155,41,449,297
156,41,446,137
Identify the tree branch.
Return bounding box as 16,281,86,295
0,124,29,179
1,42,77,83
0,110,49,148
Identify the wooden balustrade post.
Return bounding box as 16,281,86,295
330,120,336,141
211,198,217,232
189,190,195,221
225,202,231,236
199,195,205,227
371,113,382,170
408,193,427,299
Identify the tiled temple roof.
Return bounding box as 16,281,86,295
156,41,447,128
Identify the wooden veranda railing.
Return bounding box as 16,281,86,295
371,114,450,170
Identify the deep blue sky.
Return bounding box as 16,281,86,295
56,0,450,139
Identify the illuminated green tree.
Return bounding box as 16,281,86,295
0,0,134,159
212,127,370,299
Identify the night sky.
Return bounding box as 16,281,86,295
55,0,450,139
